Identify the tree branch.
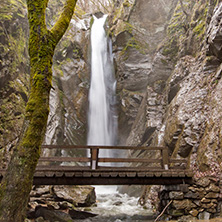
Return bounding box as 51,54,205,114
50,0,77,44
26,0,48,31
154,200,173,222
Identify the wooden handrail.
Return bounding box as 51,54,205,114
41,145,167,150
98,158,161,163
39,157,90,162
39,145,187,170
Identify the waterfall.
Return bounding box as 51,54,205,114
87,15,117,157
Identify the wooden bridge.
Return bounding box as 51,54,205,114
0,145,193,185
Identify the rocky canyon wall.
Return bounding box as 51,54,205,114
1,0,222,219
116,0,222,220
0,0,29,165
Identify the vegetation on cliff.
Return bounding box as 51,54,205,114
0,0,77,221
0,0,29,157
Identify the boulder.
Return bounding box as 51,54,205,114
69,209,97,219
30,186,51,197
35,206,74,222
52,185,96,207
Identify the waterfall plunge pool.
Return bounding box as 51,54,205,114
75,186,155,222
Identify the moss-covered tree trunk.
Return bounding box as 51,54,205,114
0,0,77,221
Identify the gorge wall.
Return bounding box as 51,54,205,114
115,0,222,220
1,0,222,220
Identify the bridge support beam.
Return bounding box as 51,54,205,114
90,148,98,170
31,176,193,186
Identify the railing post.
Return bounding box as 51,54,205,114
91,148,98,170
162,148,169,170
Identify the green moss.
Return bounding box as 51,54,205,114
116,21,149,57
162,38,179,60
123,0,132,7
161,0,189,61
90,16,94,28
160,58,168,65
122,37,146,54
193,21,205,38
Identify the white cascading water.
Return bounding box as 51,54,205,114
84,15,153,222
87,14,117,155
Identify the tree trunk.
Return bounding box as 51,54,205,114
0,0,77,221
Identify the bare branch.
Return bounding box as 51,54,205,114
154,200,173,222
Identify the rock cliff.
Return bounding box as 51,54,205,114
1,0,222,220
117,0,222,219
0,0,29,165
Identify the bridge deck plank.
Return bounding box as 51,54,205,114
33,170,193,178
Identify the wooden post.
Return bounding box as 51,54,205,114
162,148,169,170
91,148,99,170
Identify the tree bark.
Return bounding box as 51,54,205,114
0,0,77,221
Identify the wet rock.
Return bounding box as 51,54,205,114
193,200,201,207
46,201,60,210
116,0,176,146
189,209,199,217
201,198,211,204
27,208,36,220
164,185,182,191
202,202,216,209
69,209,97,219
195,178,211,188
129,0,177,52
35,206,74,222
178,215,197,222
35,217,45,222
173,199,196,211
198,211,211,220
169,209,185,217
169,191,184,200
148,52,173,87
58,201,73,209
30,186,51,197
184,191,204,199
207,3,222,59
44,13,90,146
113,201,123,206
205,192,219,199
52,185,96,207
206,183,220,193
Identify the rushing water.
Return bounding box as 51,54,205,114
87,14,117,149
85,15,153,221
76,186,154,222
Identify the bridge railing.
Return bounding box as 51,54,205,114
39,145,188,170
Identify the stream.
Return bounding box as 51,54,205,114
74,186,222,222
75,186,155,222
